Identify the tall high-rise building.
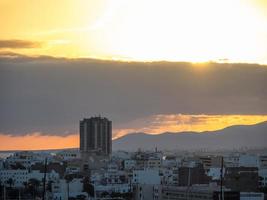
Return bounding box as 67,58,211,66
80,116,112,157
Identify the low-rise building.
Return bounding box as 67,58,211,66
51,178,88,200
161,184,239,200
123,159,136,170
258,155,267,169
240,192,264,200
178,164,211,186
258,168,267,187
145,157,161,169
56,150,80,161
0,169,29,187
224,167,259,192
134,184,161,200
239,154,259,168
132,169,161,185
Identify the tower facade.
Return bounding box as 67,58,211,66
80,116,112,157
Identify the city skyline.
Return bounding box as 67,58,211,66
1,1,267,199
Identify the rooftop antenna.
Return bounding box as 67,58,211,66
186,166,191,200
220,156,224,200
42,158,47,200
3,185,6,200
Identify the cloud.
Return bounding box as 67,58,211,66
1,115,267,150
0,40,42,49
0,56,267,137
113,114,267,139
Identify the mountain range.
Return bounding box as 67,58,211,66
113,121,267,151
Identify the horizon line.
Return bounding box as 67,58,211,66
1,52,267,66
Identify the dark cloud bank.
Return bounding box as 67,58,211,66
0,40,42,49
0,55,267,136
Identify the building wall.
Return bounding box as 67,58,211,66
162,186,240,200
259,169,267,187
240,192,264,200
0,169,29,187
132,169,161,185
259,155,267,169
80,117,112,157
239,155,259,168
224,167,259,192
134,184,155,200
178,164,211,186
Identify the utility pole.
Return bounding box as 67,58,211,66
186,167,191,200
19,188,21,200
3,185,6,200
220,156,224,200
42,158,47,200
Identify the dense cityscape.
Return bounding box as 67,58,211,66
0,116,267,200
1,0,267,199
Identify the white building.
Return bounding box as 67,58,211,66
5,151,47,168
161,168,178,185
240,192,264,200
239,154,259,168
0,159,4,170
90,171,104,184
56,150,80,161
0,168,60,188
51,178,88,200
259,169,267,187
132,169,161,185
145,157,161,169
162,156,179,168
66,166,81,174
134,184,161,200
95,183,131,194
29,169,60,182
258,155,267,169
207,167,223,181
224,154,239,167
123,159,136,170
0,169,29,187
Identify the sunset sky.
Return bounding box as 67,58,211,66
0,0,267,150
1,0,267,63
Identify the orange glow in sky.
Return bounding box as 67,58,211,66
113,114,267,139
0,114,267,150
0,133,79,151
0,0,267,63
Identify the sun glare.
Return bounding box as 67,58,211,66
91,0,267,63
0,0,266,63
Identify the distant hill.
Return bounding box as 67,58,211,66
113,121,267,151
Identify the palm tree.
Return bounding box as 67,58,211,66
28,178,40,199
0,180,3,198
6,178,14,188
22,181,28,198
82,177,94,198
64,174,73,200
23,181,27,189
